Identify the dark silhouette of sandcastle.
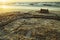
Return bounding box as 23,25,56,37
39,9,49,13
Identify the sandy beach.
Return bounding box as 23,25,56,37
0,9,60,40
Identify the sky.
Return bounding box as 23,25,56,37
0,0,60,3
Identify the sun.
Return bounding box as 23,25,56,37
0,0,8,3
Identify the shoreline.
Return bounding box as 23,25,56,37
0,8,60,14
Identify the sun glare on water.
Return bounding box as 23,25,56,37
0,0,8,8
2,5,7,9
0,0,13,13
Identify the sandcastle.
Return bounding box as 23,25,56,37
40,9,49,13
37,9,49,13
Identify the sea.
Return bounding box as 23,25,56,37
0,2,60,12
